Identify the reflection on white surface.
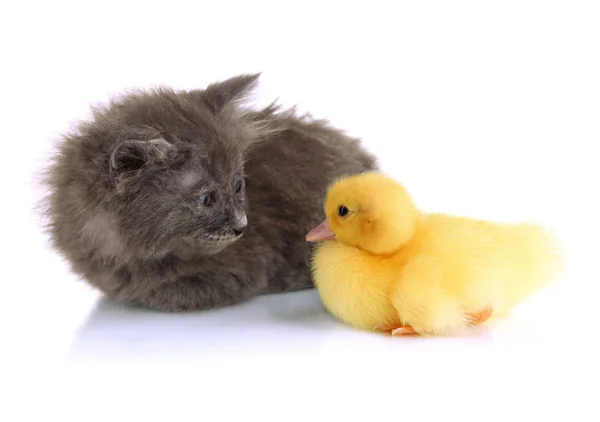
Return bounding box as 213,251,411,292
69,289,344,361
67,286,556,363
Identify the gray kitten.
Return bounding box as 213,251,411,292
41,74,378,311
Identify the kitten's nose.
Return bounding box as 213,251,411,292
233,211,247,235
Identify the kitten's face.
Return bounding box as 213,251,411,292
109,134,249,257
102,74,269,258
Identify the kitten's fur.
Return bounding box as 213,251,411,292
42,74,378,311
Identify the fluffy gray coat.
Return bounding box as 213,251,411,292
42,74,378,311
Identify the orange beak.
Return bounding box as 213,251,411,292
306,218,336,242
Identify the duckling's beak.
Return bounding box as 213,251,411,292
306,218,336,242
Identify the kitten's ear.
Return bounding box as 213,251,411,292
199,73,261,114
109,138,174,178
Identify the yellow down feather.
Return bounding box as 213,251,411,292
308,172,564,335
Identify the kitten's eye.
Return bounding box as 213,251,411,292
338,205,349,217
235,179,244,194
200,192,215,207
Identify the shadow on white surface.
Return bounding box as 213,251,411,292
68,288,507,364
69,289,341,361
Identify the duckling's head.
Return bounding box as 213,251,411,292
306,172,419,255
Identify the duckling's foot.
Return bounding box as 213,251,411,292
374,307,493,336
467,307,493,325
374,323,418,335
391,326,418,336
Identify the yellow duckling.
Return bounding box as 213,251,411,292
305,171,563,336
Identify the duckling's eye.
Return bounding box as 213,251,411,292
338,205,349,217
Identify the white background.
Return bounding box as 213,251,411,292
1,1,599,421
